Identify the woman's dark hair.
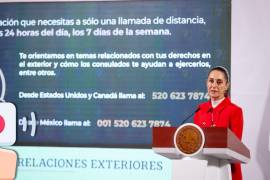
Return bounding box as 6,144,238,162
208,66,230,83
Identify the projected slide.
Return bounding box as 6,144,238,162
0,0,230,147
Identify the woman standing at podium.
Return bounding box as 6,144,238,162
194,66,244,180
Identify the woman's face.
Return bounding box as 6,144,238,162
207,70,229,101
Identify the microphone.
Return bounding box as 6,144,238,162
181,107,200,125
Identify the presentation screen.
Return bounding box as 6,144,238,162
0,0,230,148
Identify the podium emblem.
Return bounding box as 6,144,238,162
174,123,205,156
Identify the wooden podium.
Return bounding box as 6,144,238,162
152,125,250,180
